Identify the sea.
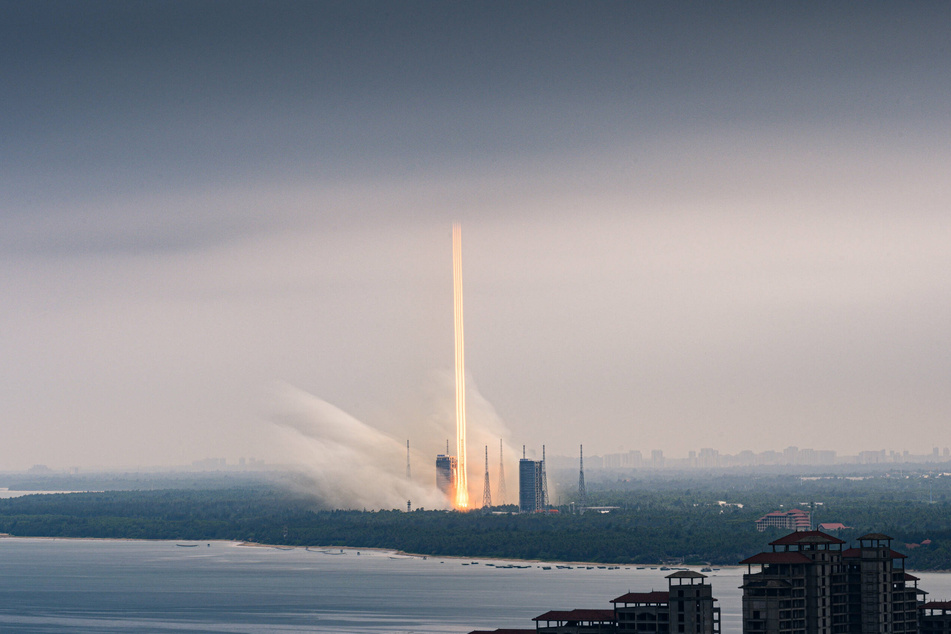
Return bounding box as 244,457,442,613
0,537,949,634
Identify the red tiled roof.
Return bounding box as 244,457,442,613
905,573,920,581
769,530,845,546
740,551,814,565
842,547,906,559
533,609,616,623
611,591,670,604
818,522,849,530
920,601,951,611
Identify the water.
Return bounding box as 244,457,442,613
0,490,92,499
0,538,948,633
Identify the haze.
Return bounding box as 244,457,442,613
2,2,950,472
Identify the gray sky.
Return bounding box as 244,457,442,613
2,1,951,473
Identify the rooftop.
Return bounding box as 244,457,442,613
612,591,670,605
667,570,707,579
769,530,845,546
842,547,906,559
740,551,814,566
533,609,616,623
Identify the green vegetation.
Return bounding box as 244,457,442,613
1,469,950,568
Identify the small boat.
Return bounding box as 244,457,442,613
176,544,198,548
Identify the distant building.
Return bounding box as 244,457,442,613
740,530,923,634
698,448,719,469
817,522,850,532
755,508,811,532
435,454,457,500
519,458,543,513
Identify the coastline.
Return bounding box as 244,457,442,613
2,535,949,573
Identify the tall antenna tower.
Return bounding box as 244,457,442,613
540,445,549,509
497,439,507,505
406,439,411,479
482,445,492,508
578,444,587,508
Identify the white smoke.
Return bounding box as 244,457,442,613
268,377,524,510
420,370,522,506
269,384,450,511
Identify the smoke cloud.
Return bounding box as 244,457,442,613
269,384,449,511
421,370,523,506
268,378,523,510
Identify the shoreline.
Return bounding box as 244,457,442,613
2,535,950,573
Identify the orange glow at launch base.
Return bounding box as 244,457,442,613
452,224,469,510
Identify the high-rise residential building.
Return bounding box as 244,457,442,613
509,571,720,634
518,458,543,513
435,454,457,500
740,530,923,634
699,448,719,469
920,601,951,634
613,571,720,634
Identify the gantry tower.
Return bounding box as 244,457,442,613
540,445,549,509
497,439,507,505
579,444,587,508
482,445,492,508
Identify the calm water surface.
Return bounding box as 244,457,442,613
0,538,948,633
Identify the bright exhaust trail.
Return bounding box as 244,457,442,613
452,223,469,510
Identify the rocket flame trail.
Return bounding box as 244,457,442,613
452,223,469,510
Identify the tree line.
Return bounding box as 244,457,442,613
1,470,950,569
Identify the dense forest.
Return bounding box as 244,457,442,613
1,469,950,569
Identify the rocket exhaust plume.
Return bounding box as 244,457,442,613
452,223,469,510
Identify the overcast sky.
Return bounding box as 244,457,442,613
2,1,950,472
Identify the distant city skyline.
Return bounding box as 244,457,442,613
551,444,951,471
2,3,950,473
